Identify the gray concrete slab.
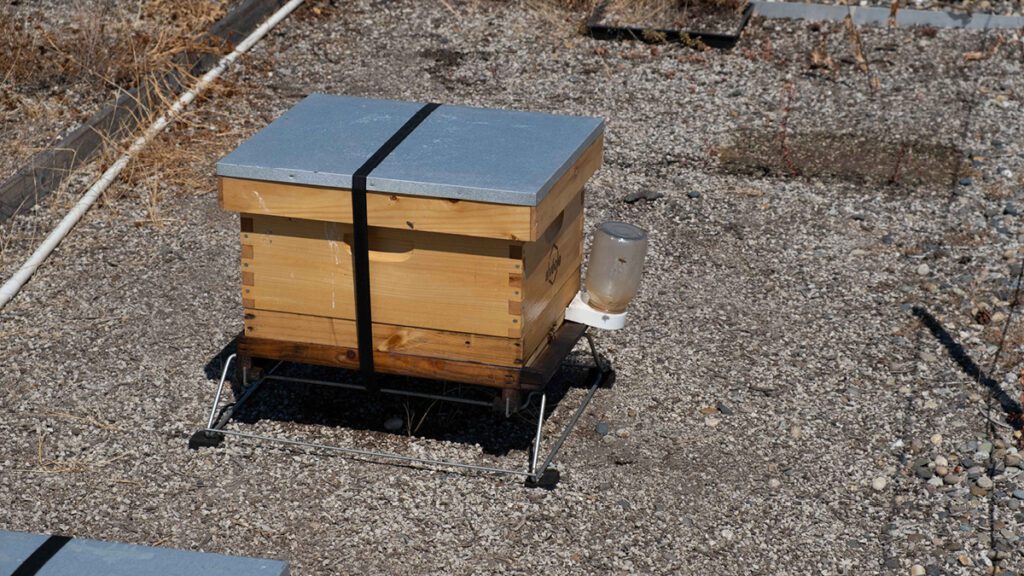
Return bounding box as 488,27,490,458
0,531,288,576
752,0,1024,28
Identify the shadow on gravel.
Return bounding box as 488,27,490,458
202,336,592,457
718,130,966,189
203,334,240,381
912,306,1024,431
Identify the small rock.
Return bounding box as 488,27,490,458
643,190,665,201
917,264,931,276
944,473,964,485
927,476,944,488
910,564,926,576
721,528,734,540
595,422,610,436
872,476,888,491
915,466,934,480
934,455,948,467
704,416,721,428
615,428,630,439
958,554,972,566
1004,204,1020,216
715,401,734,416
967,466,985,479
686,190,701,199
383,416,404,432
768,478,782,490
1012,489,1024,499
959,177,973,187
1005,454,1020,468
623,191,645,204
882,234,895,245
934,465,949,477
613,453,635,466
930,433,942,446
923,399,938,410
790,425,802,439
979,441,993,454
977,476,994,490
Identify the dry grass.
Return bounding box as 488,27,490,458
0,0,233,229
597,0,745,28
114,103,246,226
545,0,741,10
2,1,226,93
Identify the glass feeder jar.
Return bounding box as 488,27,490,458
583,221,649,313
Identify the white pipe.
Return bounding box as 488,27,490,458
0,0,306,310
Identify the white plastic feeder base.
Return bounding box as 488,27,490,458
564,291,627,330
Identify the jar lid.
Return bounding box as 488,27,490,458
598,221,648,241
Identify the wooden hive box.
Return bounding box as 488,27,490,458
217,95,604,391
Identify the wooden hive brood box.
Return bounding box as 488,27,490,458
216,95,604,391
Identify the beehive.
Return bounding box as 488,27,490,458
217,95,604,390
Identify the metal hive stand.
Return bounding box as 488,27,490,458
190,331,614,488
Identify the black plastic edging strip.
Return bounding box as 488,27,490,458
350,103,442,387
0,0,289,221
11,535,71,576
586,0,753,49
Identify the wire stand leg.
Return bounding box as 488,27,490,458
189,353,275,450
525,329,614,489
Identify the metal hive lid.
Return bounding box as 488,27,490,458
216,94,605,207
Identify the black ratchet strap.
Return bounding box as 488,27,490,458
12,534,71,576
350,103,441,389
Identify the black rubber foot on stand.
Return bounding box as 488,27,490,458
188,430,225,450
525,469,560,490
588,367,616,389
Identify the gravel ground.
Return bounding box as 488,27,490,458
3,2,1024,575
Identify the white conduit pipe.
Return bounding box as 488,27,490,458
0,0,306,310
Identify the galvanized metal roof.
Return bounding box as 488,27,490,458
216,94,604,207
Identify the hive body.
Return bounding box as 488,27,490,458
217,95,603,390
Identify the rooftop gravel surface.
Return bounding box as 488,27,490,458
2,2,1024,575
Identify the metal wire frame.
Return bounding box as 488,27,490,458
194,336,611,483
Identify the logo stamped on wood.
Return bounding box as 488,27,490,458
545,244,562,285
